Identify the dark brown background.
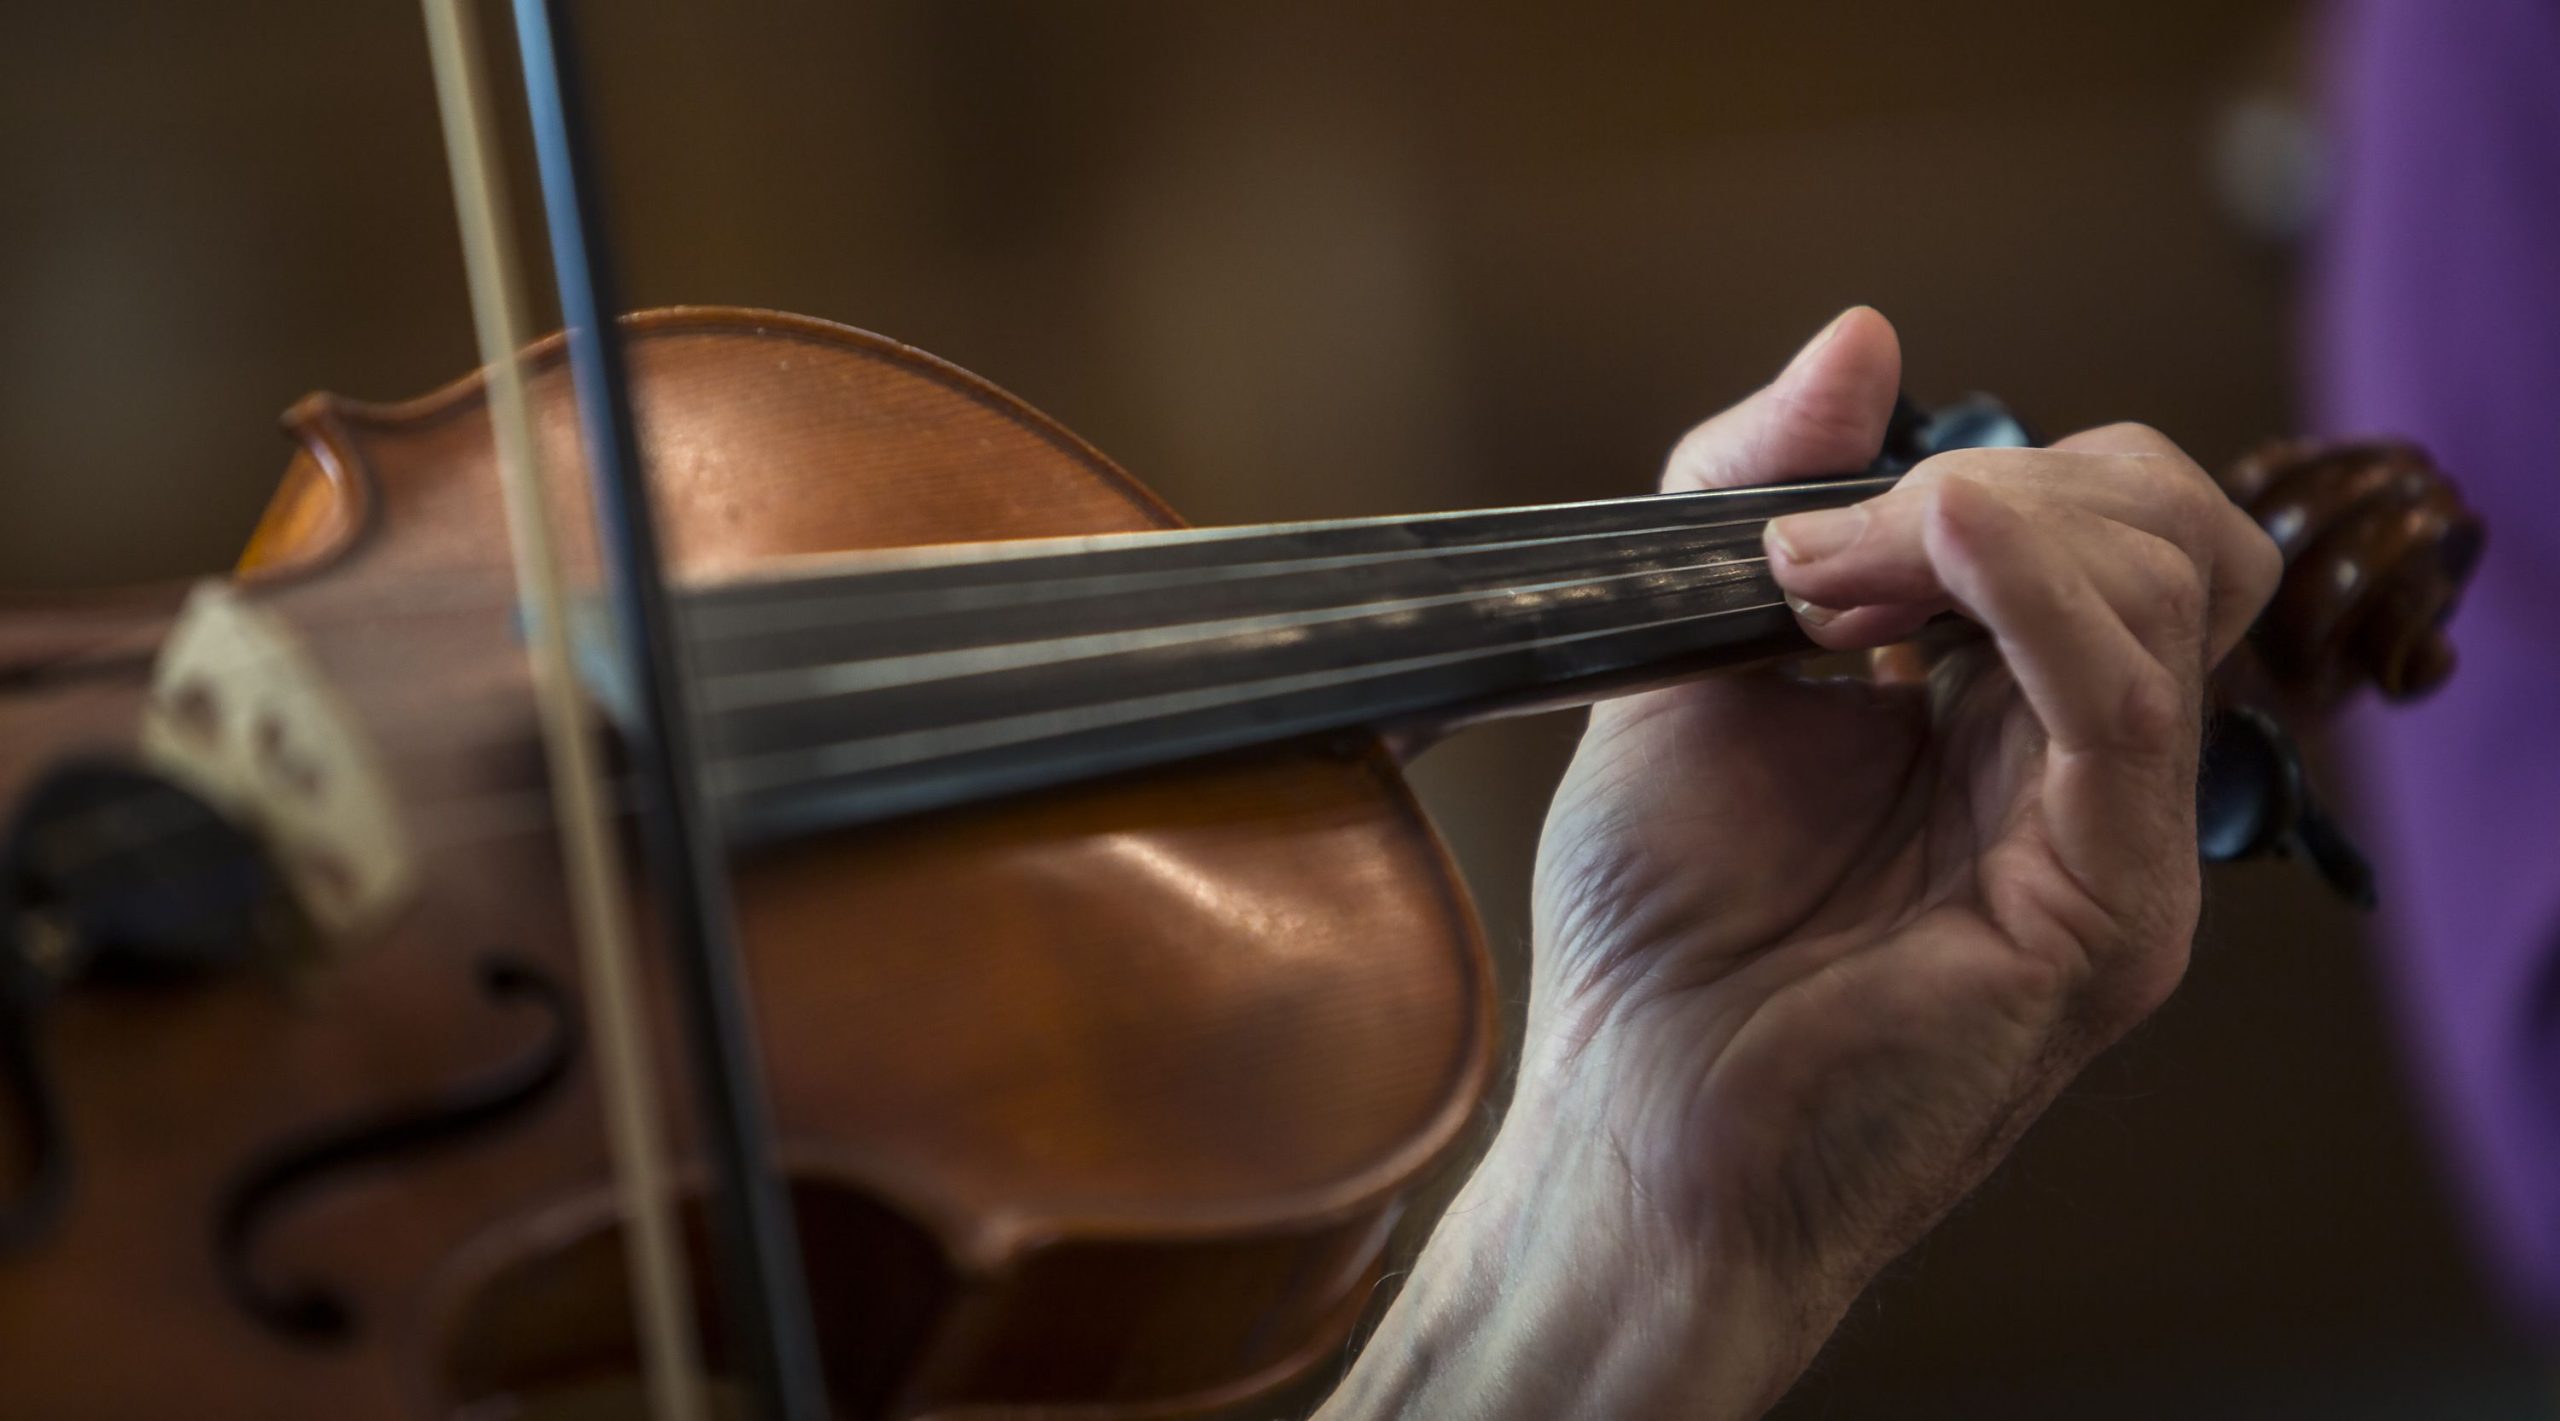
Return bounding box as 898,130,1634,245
3,1,2541,1414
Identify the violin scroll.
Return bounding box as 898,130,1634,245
2221,437,2484,713
2187,436,2482,908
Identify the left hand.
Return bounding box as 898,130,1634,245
1319,307,2281,1419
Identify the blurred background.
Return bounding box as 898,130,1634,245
2,1,2542,1415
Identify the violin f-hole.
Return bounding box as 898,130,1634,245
213,952,580,1345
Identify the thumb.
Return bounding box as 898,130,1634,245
1662,307,1904,493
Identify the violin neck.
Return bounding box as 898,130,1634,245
654,474,1892,844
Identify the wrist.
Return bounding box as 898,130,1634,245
1317,1084,1824,1420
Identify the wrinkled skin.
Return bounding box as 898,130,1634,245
1319,308,2281,1420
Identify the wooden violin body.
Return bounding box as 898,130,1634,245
0,308,1494,1419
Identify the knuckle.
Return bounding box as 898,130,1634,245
2006,941,2094,1024
2120,451,2220,547
2160,469,2222,543
2070,420,2179,460
1918,468,1967,510
2085,424,2218,513
2111,659,2194,753
2055,876,2200,1040
2149,551,2209,630
2116,535,2207,635
1898,450,1960,495
1919,467,2005,529
2021,879,2200,1043
1907,445,2023,490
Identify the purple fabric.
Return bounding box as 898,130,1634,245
2315,0,2560,1326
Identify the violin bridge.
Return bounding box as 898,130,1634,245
137,583,417,956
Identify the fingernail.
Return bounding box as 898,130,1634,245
1787,595,1841,628
1766,505,1865,563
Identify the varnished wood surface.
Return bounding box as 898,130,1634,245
0,309,1494,1419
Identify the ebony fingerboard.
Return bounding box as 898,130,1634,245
644,475,1890,844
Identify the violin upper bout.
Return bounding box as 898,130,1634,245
2223,436,2485,712
241,307,1205,589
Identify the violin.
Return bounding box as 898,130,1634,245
0,306,2483,1418
0,7,2484,1421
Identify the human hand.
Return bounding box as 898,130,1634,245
1319,309,2279,1419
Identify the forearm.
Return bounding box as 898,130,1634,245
1314,1088,1825,1421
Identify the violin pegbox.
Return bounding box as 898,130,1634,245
2192,437,2482,908
138,582,417,958
2220,437,2484,713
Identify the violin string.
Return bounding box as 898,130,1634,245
696,472,1894,588
714,592,1789,797
700,547,1772,712
28,521,1789,752
163,475,1868,636
418,3,707,1416
7,505,1817,864
358,579,1800,842
54,539,1792,785
670,489,1853,627
13,563,1816,873
427,552,1789,809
